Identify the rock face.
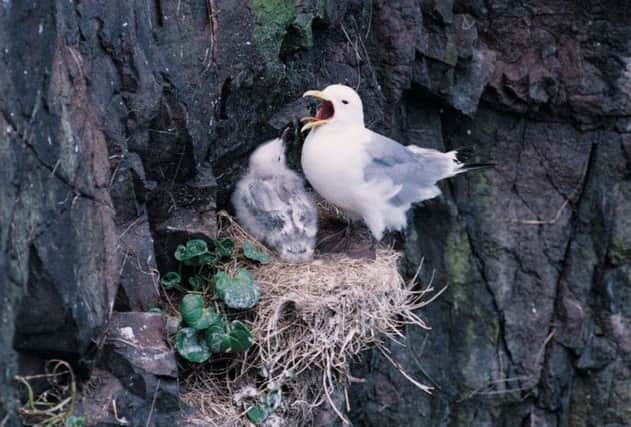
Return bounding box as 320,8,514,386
76,312,180,427
1,0,630,426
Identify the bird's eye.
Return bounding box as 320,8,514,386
278,156,281,162
342,100,349,105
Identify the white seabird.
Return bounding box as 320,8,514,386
232,136,318,262
301,84,491,241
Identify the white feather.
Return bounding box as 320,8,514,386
233,138,318,262
301,84,485,240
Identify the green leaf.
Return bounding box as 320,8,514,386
65,417,83,427
180,294,216,330
65,416,84,427
160,271,181,289
175,328,210,363
207,319,253,353
242,242,271,264
188,275,204,291
198,252,218,266
247,405,269,425
180,294,204,325
213,238,234,258
206,315,228,353
175,239,209,262
214,268,261,309
174,244,188,262
186,239,209,256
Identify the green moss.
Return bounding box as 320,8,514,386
445,227,471,288
250,0,297,61
250,0,316,67
444,226,499,388
293,12,314,48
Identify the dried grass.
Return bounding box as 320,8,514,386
181,212,438,426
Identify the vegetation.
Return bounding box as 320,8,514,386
161,238,269,364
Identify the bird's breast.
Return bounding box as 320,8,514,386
301,128,367,213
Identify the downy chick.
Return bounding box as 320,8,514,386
232,137,318,262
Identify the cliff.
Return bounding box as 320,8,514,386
1,1,630,426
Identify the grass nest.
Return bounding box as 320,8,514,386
180,211,440,426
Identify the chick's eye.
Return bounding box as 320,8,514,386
342,100,349,105
278,156,281,162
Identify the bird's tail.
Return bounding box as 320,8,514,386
453,147,495,174
458,162,496,172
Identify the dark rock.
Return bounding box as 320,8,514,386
114,216,160,312
3,0,631,425
76,312,180,427
1,0,119,376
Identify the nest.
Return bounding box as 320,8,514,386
181,212,440,426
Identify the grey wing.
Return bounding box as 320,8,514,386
232,178,288,239
363,130,458,206
277,174,318,238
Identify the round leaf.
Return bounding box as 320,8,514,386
160,271,181,289
176,328,210,363
186,239,209,257
206,315,228,353
227,320,254,352
188,275,204,291
213,238,234,258
174,244,188,262
247,405,269,425
180,294,203,326
198,252,218,266
207,319,253,353
214,268,260,309
242,242,270,264
174,239,209,262
65,416,85,427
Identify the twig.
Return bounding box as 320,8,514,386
146,380,161,427
513,199,569,225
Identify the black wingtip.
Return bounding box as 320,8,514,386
461,162,496,172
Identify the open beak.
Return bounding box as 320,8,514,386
301,90,334,132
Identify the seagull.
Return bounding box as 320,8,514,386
232,133,318,262
300,84,491,241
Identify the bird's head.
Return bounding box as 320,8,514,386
248,138,286,178
300,84,364,132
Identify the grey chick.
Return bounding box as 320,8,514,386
232,136,318,263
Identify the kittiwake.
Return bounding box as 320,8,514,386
232,134,318,262
300,84,491,241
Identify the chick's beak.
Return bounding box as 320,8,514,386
301,90,333,132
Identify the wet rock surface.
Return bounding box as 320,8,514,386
0,0,630,426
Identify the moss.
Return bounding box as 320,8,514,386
250,0,316,67
444,226,498,388
445,226,471,288
293,12,314,48
250,0,297,61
